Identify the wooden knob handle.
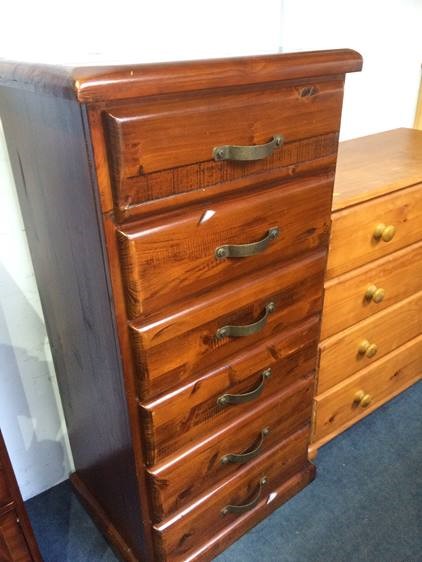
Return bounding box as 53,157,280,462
365,285,385,303
353,390,372,408
373,223,396,242
358,340,378,358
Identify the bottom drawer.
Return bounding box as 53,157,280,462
312,334,422,444
0,510,32,562
153,427,310,562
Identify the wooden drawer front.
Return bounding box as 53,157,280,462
141,316,319,464
321,241,422,339
153,427,310,562
313,334,422,443
0,467,11,507
104,79,344,204
327,183,422,279
0,510,32,562
147,378,313,520
131,250,325,399
318,291,422,393
118,175,332,317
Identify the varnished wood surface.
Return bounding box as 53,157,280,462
317,291,422,393
333,128,422,211
119,176,332,316
131,250,325,399
141,316,320,463
105,79,344,179
327,182,422,279
0,50,362,102
147,384,313,521
153,428,310,562
321,240,422,339
313,334,422,443
0,432,42,562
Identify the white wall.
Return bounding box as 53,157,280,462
0,0,282,500
281,0,422,140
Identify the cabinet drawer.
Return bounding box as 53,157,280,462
0,510,32,562
153,427,310,562
321,241,422,339
141,316,319,464
318,291,422,393
147,378,313,521
327,183,422,279
0,466,11,507
104,79,344,207
130,250,325,399
118,175,332,317
313,334,422,443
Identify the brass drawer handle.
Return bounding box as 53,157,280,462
221,427,270,465
217,368,272,407
358,339,378,358
353,390,372,408
213,135,283,162
373,223,396,242
215,227,280,259
221,477,268,515
365,284,385,303
216,302,275,339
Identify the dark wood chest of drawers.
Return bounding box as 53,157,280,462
0,431,42,561
0,50,362,561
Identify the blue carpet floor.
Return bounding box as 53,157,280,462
26,381,422,562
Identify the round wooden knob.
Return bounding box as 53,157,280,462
354,390,372,408
365,285,385,303
373,223,396,242
358,340,378,358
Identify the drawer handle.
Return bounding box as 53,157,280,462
358,339,378,358
353,390,372,408
215,227,280,259
217,368,272,407
216,302,275,339
221,476,268,515
221,427,270,465
365,285,385,303
213,135,283,162
373,223,396,242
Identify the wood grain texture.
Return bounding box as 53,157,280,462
104,79,344,179
0,90,148,560
312,334,422,443
317,291,422,393
153,428,310,562
327,182,422,279
147,381,313,521
0,50,362,102
321,240,422,339
141,316,320,463
131,250,325,399
0,432,42,562
333,128,422,211
118,175,332,316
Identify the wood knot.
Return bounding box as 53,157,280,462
300,86,317,97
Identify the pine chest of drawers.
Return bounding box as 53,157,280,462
0,50,362,561
310,128,422,454
0,431,42,562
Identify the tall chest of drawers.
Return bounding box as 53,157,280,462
0,431,42,562
310,128,422,454
0,50,362,561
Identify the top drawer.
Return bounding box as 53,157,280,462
327,183,422,279
104,79,345,208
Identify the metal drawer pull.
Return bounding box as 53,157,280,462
213,135,283,162
221,477,268,515
216,302,275,340
217,368,272,407
221,427,270,465
215,227,279,259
